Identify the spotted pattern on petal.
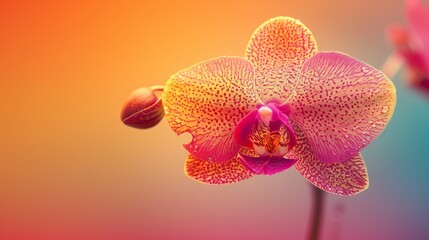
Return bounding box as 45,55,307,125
185,155,254,184
245,16,318,103
163,57,260,163
291,123,369,196
288,52,396,163
295,152,368,196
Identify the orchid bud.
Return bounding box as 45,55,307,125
121,86,164,129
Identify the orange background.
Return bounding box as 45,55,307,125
2,0,428,239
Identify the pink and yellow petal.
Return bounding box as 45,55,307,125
290,123,368,196
245,16,318,103
288,52,396,163
185,155,254,184
295,152,368,196
162,57,260,163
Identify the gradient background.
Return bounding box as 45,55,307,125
1,0,429,239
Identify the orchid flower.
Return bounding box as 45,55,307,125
388,0,429,93
158,17,396,196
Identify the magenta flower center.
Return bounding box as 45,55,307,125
234,102,297,158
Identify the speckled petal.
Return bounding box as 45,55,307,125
245,17,318,103
290,124,368,196
185,154,254,184
163,57,260,163
288,52,396,163
295,152,368,196
407,0,429,73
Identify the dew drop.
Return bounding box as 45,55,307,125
361,66,370,73
164,108,170,115
381,105,389,114
208,157,212,161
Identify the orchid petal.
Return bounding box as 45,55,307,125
185,155,254,184
295,152,368,196
288,52,396,163
290,124,368,196
240,155,297,175
245,17,318,103
163,57,260,163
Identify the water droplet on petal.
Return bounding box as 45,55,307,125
164,107,170,115
361,66,370,73
381,105,389,114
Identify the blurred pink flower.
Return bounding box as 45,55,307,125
388,0,429,93
162,17,396,196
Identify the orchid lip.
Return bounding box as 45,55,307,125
240,155,297,175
